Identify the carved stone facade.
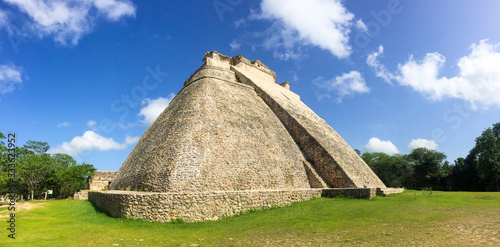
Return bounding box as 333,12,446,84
86,171,118,191
74,171,117,200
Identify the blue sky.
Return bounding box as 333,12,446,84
1,0,499,171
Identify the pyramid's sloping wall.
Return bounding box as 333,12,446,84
111,51,385,193
111,60,311,192
231,60,386,189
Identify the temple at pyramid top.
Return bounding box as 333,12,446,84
110,51,386,193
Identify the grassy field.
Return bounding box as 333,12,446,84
1,190,499,246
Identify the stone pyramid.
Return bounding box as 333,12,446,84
91,51,397,222
110,51,385,192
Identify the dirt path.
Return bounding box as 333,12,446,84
443,209,500,246
0,201,47,219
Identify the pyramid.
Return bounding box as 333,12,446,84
90,51,399,222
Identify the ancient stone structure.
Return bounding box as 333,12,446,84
73,171,117,200
89,51,403,221
89,188,376,222
86,171,118,191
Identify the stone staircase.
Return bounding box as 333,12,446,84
376,187,404,196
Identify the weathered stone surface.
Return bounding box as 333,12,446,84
73,190,89,200
74,171,118,200
89,188,376,222
232,64,385,189
91,51,401,222
87,171,117,191
111,53,311,193
376,187,405,196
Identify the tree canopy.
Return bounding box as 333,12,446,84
360,122,500,191
468,123,500,191
0,132,96,199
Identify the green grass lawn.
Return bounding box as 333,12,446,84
1,190,499,246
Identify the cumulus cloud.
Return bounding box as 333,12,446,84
253,0,354,59
57,121,71,127
356,19,367,33
314,70,369,103
408,139,438,151
0,64,22,94
367,40,500,109
138,93,175,124
364,137,399,155
93,0,135,21
49,130,137,156
124,135,139,145
4,0,136,45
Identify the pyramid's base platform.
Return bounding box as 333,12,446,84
89,188,403,222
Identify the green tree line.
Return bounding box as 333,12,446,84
358,122,500,191
0,132,96,200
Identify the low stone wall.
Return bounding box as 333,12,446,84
89,188,375,222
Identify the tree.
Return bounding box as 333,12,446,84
16,141,54,200
363,152,394,186
0,132,8,195
450,156,481,191
469,122,500,191
24,140,50,155
0,135,98,200
407,148,448,189
68,163,96,196
43,153,74,197
52,154,95,198
361,152,413,188
439,160,453,190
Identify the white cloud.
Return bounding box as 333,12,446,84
234,18,245,28
356,19,367,33
118,121,137,130
290,70,298,82
124,135,139,145
408,139,438,151
93,0,135,21
254,0,354,59
87,120,97,128
0,64,22,94
364,137,399,155
138,93,175,124
57,121,71,127
0,9,8,27
49,130,132,156
272,47,303,61
366,45,398,84
367,40,500,109
4,0,136,45
314,70,369,103
229,40,241,51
